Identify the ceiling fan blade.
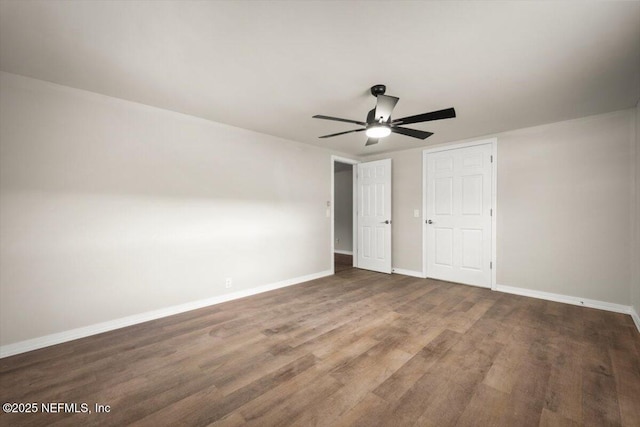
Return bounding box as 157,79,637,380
374,95,399,123
391,126,434,140
313,115,366,126
365,138,379,146
392,107,456,126
319,128,365,139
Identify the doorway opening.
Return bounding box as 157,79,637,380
331,156,358,273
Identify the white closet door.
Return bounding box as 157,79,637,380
425,144,492,287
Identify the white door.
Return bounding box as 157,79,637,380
425,144,493,287
357,159,392,274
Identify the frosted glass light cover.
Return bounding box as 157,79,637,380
365,126,391,138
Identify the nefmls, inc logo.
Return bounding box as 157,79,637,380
41,402,90,413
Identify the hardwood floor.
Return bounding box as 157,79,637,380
1,267,639,426
334,253,353,273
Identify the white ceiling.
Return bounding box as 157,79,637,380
1,1,639,156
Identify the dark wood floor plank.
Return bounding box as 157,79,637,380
582,348,623,426
138,353,315,427
371,341,439,402
609,348,640,427
236,336,378,423
330,392,394,427
205,412,246,427
455,383,511,427
302,310,400,359
538,407,582,427
289,341,413,427
0,267,638,427
244,375,342,426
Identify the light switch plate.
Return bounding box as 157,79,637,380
414,209,420,218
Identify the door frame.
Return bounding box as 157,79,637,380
331,155,360,273
421,138,498,289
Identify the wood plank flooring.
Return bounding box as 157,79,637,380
334,253,353,273
1,267,639,426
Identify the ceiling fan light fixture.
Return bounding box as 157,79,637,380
366,125,391,139
312,85,456,145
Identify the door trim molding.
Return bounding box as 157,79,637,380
421,138,498,288
331,155,360,273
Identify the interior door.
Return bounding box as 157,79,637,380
425,144,492,287
357,159,392,273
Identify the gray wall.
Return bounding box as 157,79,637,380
334,167,353,253
497,111,632,304
369,109,635,305
0,72,334,346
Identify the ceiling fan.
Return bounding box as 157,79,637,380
313,84,456,146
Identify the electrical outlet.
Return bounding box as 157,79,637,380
225,278,233,288
336,238,340,243
414,209,420,218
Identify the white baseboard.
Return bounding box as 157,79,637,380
334,250,353,256
0,269,333,359
392,268,425,278
495,284,639,332
631,307,640,333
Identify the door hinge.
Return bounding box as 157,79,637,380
490,155,493,163
490,208,493,217
490,261,493,269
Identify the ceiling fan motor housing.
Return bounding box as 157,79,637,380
370,84,386,97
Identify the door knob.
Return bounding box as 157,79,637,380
381,220,391,224
427,219,434,224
